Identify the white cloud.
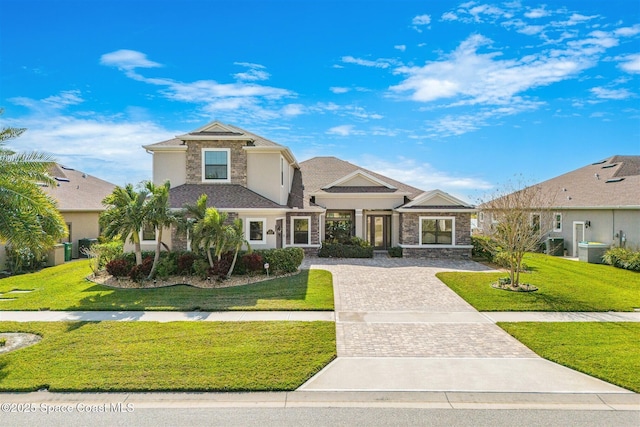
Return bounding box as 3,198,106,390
412,14,431,31
617,53,640,74
614,24,640,37
525,7,550,19
281,104,305,116
357,155,492,197
326,125,364,136
233,62,270,81
330,87,350,94
590,87,632,100
341,55,392,68
441,11,458,21
394,45,406,52
100,49,162,70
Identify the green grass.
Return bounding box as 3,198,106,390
0,321,336,391
437,253,640,311
499,322,640,393
0,261,334,311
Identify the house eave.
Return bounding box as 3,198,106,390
312,191,411,198
143,145,187,152
396,208,477,213
243,146,299,168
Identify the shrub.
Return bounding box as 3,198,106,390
4,245,43,274
318,237,373,258
105,258,134,278
177,252,199,275
603,247,640,272
388,246,403,258
193,259,210,280
255,248,304,274
129,256,154,282
232,251,264,275
155,255,178,279
0,337,6,347
471,235,494,261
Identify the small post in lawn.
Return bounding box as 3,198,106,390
264,262,270,278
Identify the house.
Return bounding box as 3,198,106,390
0,164,116,269
143,121,475,259
477,155,640,257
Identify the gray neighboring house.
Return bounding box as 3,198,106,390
477,155,640,257
143,121,475,259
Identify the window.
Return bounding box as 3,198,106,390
202,148,230,182
478,212,484,222
246,218,266,244
420,217,454,245
142,222,156,241
292,217,310,245
531,213,541,233
553,213,562,232
325,210,353,243
280,156,284,187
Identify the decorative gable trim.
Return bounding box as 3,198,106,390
322,169,396,190
402,189,473,208
177,121,252,142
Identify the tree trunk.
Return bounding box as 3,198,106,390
206,247,215,269
133,234,142,265
226,246,240,279
148,227,163,279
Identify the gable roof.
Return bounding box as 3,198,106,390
486,155,640,210
169,184,287,210
42,164,116,211
322,169,397,190
402,189,474,209
299,157,424,200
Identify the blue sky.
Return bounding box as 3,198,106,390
1,0,639,202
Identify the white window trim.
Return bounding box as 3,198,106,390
291,216,311,246
201,148,231,183
246,218,267,245
140,223,157,243
419,216,456,246
479,212,484,222
553,212,563,232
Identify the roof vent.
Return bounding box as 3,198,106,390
82,173,86,178
591,160,606,165
60,165,75,170
594,173,599,180
605,178,625,183
54,177,70,182
602,163,617,169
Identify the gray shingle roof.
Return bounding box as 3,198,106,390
169,184,287,210
494,155,640,209
42,164,116,211
299,157,424,200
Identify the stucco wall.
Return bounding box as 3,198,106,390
153,151,187,187
315,195,406,211
64,211,102,258
247,152,286,205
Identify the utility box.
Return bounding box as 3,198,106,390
578,242,609,264
47,244,65,267
78,238,98,258
545,238,564,256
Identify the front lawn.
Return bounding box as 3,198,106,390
437,253,640,311
0,261,334,311
0,321,336,391
499,322,640,393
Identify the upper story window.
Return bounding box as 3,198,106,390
420,217,455,245
202,148,230,182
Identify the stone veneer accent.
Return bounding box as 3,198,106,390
399,211,472,259
400,212,471,246
286,212,321,246
185,140,247,185
169,212,240,252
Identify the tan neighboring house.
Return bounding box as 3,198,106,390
143,121,475,259
477,155,640,257
0,164,115,269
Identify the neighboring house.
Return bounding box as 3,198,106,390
143,121,475,259
477,155,640,257
0,164,116,269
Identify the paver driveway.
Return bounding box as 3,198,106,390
299,256,629,393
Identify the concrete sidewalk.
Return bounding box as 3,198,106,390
0,310,334,322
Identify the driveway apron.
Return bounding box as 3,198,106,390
298,256,629,393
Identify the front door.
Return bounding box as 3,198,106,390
368,215,390,250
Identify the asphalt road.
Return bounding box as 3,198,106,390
2,407,639,427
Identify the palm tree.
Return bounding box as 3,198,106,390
100,184,149,265
192,205,229,268
0,117,67,268
224,218,250,279
144,180,176,279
